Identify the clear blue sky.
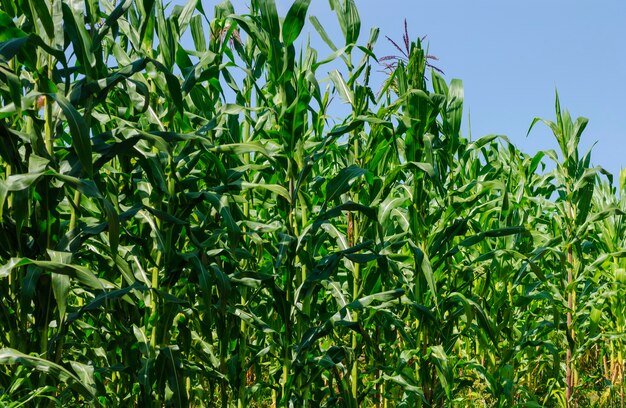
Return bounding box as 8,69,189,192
225,1,626,179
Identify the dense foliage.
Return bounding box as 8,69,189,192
1,0,625,406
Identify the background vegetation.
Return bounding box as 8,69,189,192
0,0,625,406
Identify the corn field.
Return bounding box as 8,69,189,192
1,0,626,406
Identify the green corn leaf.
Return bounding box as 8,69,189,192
95,0,134,44
67,283,146,323
0,37,28,63
258,0,279,39
51,271,71,322
430,345,453,400
410,242,437,309
0,33,66,67
383,374,424,397
314,202,377,229
325,165,366,202
214,0,234,19
189,14,206,52
27,0,54,39
309,15,338,51
103,199,120,255
48,93,93,176
48,250,72,323
62,2,96,77
0,258,114,290
344,289,405,310
175,0,199,35
208,142,271,157
53,174,102,198
155,0,175,69
342,0,360,46
0,10,26,41
0,348,95,400
210,263,232,301
282,0,310,47
139,0,156,52
241,181,291,203
0,66,22,108
0,172,44,191
446,79,464,137
329,69,353,106
69,361,96,396
227,307,275,333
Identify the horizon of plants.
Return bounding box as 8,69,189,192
1,0,626,407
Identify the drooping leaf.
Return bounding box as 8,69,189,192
0,348,95,400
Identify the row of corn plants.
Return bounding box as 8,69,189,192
1,0,625,406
